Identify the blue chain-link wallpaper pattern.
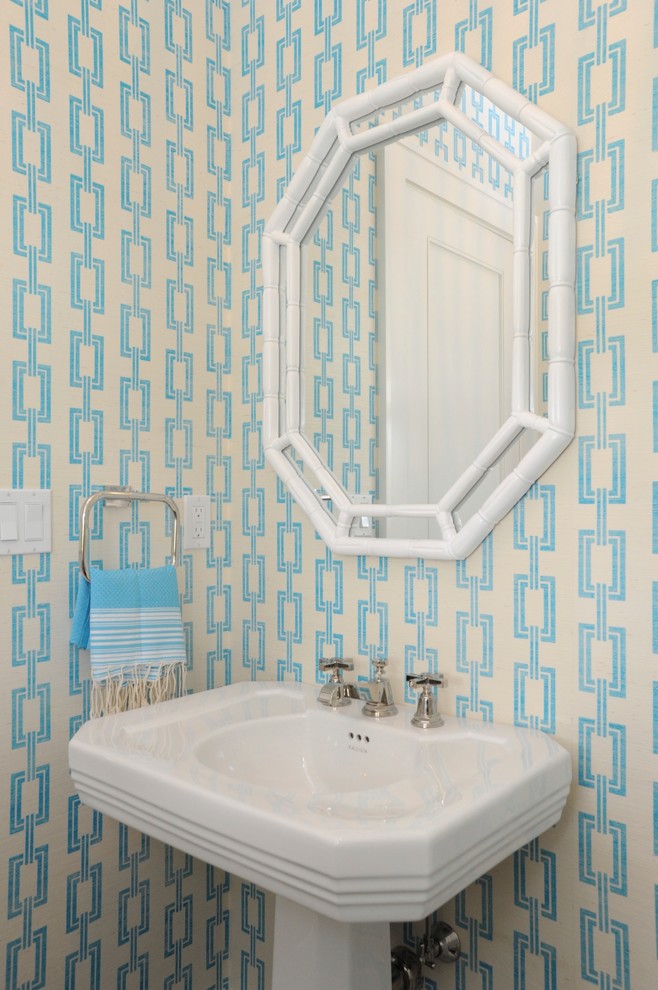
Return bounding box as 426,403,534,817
2,1,657,989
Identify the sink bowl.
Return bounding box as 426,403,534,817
69,680,571,924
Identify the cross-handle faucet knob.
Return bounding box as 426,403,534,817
407,672,445,689
406,672,446,728
319,657,354,675
317,658,360,707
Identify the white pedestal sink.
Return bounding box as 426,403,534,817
69,681,571,988
272,898,391,990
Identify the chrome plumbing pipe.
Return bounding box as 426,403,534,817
391,920,461,988
391,945,422,990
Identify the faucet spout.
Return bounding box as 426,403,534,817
317,658,359,708
318,680,360,707
361,659,398,718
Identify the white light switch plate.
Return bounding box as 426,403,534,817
0,489,52,555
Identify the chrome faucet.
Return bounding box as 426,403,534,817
317,658,361,707
361,659,398,718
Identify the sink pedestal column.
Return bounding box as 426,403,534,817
272,896,391,990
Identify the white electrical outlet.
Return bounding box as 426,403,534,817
183,495,211,550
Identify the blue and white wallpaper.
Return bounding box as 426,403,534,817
2,0,232,986
2,1,657,989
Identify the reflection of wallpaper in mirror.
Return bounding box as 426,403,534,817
419,86,530,202
303,154,380,507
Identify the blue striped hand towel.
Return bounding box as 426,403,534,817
71,565,186,716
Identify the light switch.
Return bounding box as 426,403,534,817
0,502,19,542
25,501,44,541
0,489,51,555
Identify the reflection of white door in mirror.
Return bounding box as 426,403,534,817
382,141,514,539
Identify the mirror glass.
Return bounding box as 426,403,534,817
298,86,549,538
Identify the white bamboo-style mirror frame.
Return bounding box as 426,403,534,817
262,52,576,560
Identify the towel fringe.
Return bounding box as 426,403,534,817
90,661,187,718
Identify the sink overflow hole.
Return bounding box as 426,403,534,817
348,732,370,743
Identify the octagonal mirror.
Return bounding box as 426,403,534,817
262,52,576,560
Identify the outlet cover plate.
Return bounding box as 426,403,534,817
183,495,211,550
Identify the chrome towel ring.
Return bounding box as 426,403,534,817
79,488,181,582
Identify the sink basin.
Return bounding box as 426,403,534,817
69,680,571,924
